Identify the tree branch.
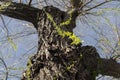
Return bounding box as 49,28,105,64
28,0,32,6
99,58,120,78
84,1,110,12
0,2,41,28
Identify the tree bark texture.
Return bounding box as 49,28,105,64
0,1,120,80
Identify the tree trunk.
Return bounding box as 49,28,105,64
0,1,120,80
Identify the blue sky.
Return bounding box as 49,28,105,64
0,16,38,80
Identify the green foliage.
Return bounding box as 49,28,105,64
46,11,81,45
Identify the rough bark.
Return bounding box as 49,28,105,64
0,1,120,80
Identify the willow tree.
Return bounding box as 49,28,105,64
0,0,120,80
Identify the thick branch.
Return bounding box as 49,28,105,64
99,58,120,78
70,0,81,9
0,2,41,27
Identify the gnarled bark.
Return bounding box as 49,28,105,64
0,1,120,80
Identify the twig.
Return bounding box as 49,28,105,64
84,1,111,12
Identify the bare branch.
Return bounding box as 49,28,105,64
0,2,41,28
99,58,120,78
0,57,8,80
28,0,32,6
84,1,111,12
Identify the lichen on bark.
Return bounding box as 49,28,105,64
21,6,100,80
